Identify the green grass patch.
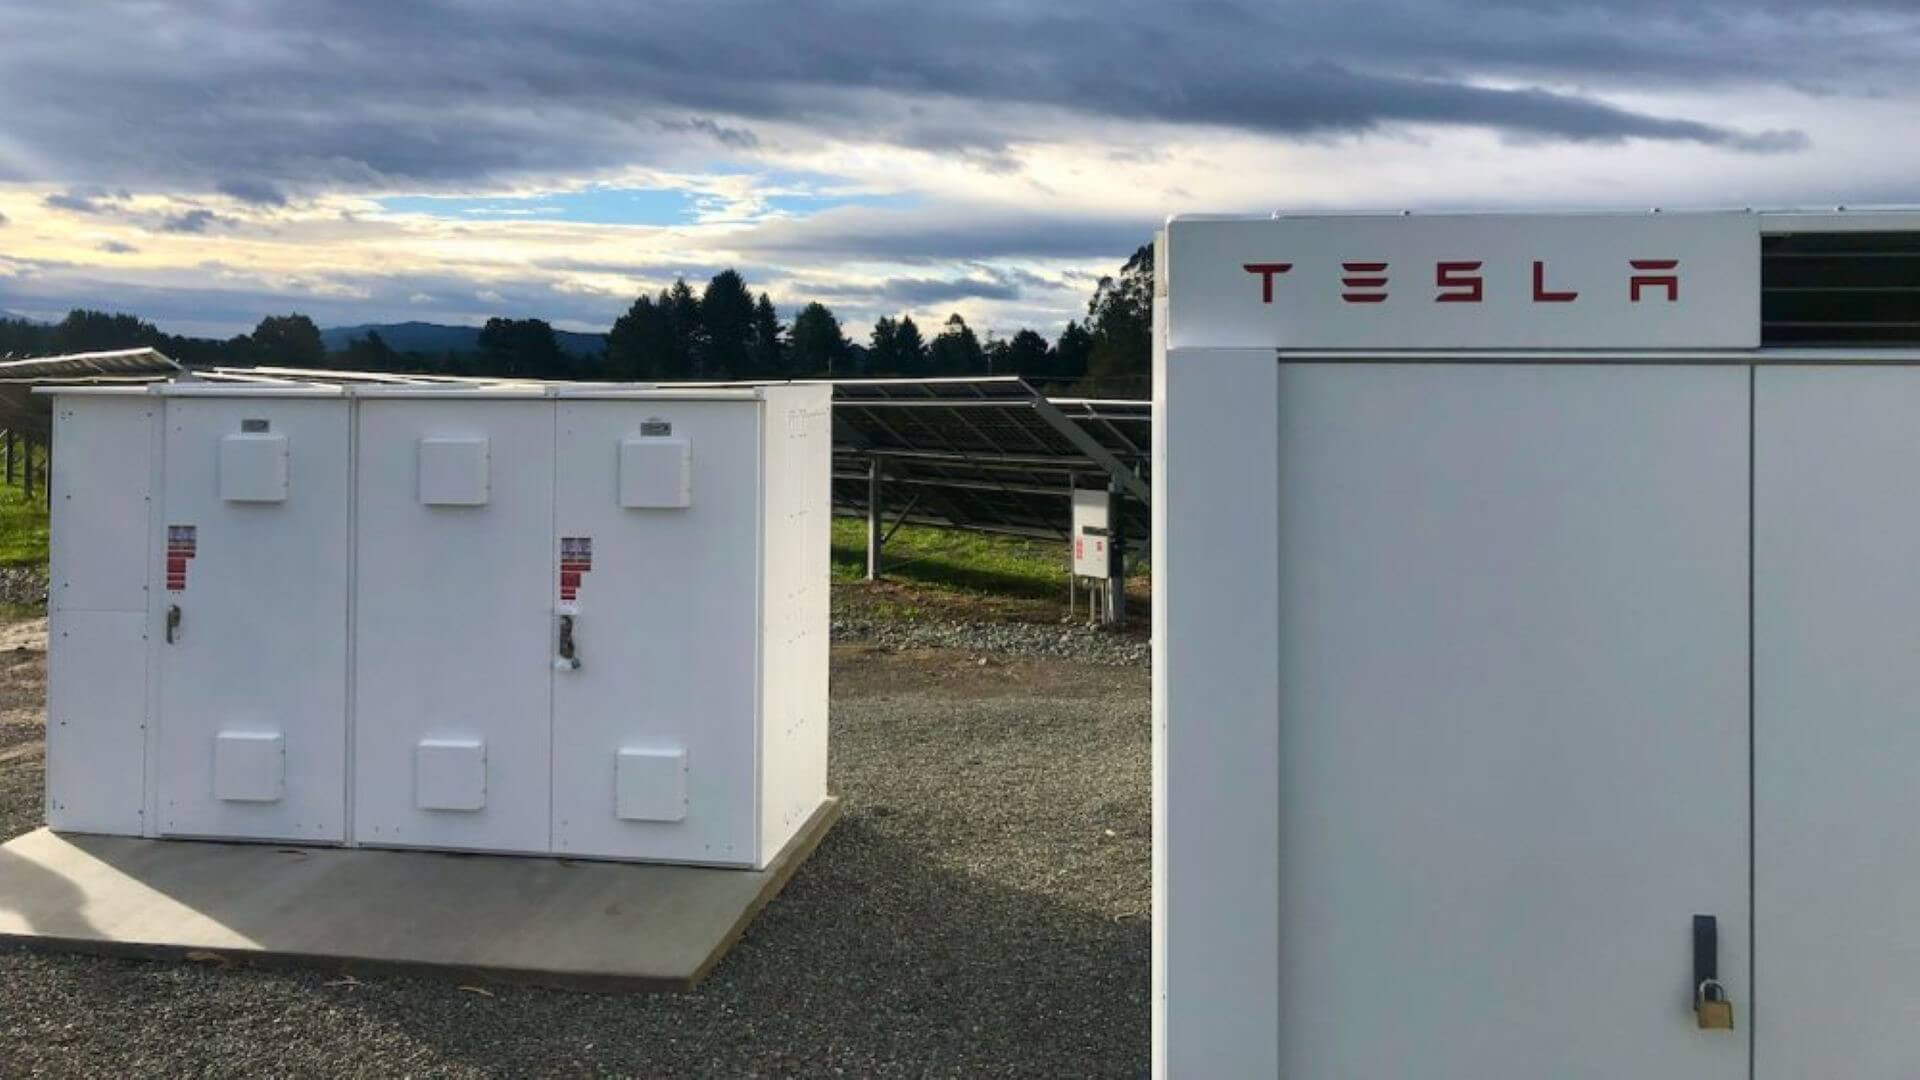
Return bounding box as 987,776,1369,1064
0,479,49,568
830,517,1066,600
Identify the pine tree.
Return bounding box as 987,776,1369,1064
788,302,849,377
661,279,702,379
698,270,755,380
749,292,785,377
929,312,985,376
608,294,670,379
893,315,928,376
867,316,900,375
1054,319,1094,382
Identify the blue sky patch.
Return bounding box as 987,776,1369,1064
378,186,700,226
377,178,910,227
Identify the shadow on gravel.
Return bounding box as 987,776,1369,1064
319,813,1151,1076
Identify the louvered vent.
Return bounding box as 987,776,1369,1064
1762,231,1920,346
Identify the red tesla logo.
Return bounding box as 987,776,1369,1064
1241,259,1679,305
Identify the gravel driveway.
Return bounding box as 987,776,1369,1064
0,633,1151,1078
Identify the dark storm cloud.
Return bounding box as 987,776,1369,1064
807,273,1025,307
3,0,1903,194
43,187,133,214
217,179,287,206
161,209,224,234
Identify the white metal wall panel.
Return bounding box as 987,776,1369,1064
756,386,831,866
155,397,350,842
45,611,148,834
353,399,555,854
1754,366,1920,1077
46,395,157,836
50,395,156,612
550,399,762,864
1269,363,1750,1078
1152,345,1281,1079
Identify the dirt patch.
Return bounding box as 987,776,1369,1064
0,616,44,755
833,642,1148,700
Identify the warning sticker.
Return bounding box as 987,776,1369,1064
166,525,197,592
559,536,593,601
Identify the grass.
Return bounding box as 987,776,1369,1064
830,517,1068,600
0,479,48,568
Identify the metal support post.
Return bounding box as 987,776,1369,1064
22,437,34,500
865,457,882,581
1105,480,1127,627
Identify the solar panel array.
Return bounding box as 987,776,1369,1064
830,378,1149,544
194,367,1155,545
0,348,182,439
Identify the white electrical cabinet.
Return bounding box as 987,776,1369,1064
1156,210,1920,1077
1069,488,1111,580
43,381,831,870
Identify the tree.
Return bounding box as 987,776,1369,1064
992,327,1052,378
661,278,702,379
1054,319,1093,382
607,294,671,379
698,269,755,380
338,330,397,372
892,315,928,376
929,312,985,376
0,317,52,359
477,317,565,379
867,316,900,375
250,313,325,368
1083,243,1154,394
52,309,166,355
788,302,849,377
749,293,785,377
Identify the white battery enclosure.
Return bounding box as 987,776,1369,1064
42,381,831,871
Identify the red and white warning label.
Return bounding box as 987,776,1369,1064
559,536,593,601
165,525,197,592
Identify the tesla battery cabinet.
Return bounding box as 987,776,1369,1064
44,381,831,869
1155,210,1920,1077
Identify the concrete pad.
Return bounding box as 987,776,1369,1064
0,797,839,991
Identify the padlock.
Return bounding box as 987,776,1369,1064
1696,978,1735,1030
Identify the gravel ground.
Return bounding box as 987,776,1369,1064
0,566,46,609
0,635,1151,1077
832,616,1149,667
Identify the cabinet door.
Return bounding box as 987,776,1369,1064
550,400,762,864
1755,366,1920,1077
352,399,554,854
155,396,349,842
1273,363,1750,1078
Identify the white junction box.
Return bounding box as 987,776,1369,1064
1069,488,1111,580
43,381,831,870
1156,210,1920,1077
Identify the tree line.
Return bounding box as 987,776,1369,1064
0,245,1155,395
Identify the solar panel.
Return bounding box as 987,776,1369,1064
829,378,1149,546
0,348,180,439
191,368,1155,547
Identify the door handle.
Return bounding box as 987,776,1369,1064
557,613,580,669
165,604,182,644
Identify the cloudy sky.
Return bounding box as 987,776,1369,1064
0,1,1917,340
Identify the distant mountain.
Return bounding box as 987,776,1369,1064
321,321,606,359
